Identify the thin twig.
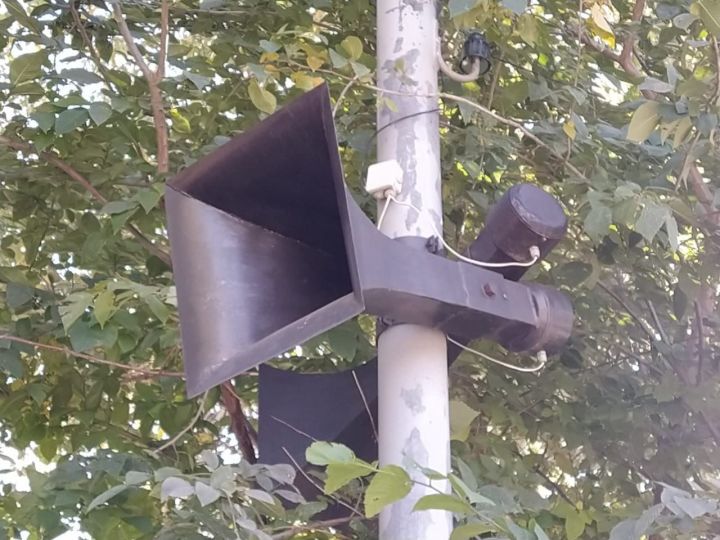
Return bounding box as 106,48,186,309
284,60,591,181
646,300,670,343
597,281,658,341
437,92,588,181
113,2,169,174
112,4,155,81
486,58,502,109
270,416,317,442
281,447,364,518
153,391,209,455
69,2,115,90
533,466,574,505
351,371,378,441
157,0,169,80
695,301,705,386
221,382,258,463
0,334,183,377
0,136,172,266
271,517,354,539
0,136,107,203
333,76,358,118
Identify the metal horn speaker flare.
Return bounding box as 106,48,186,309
166,84,573,398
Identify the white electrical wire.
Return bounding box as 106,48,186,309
437,51,481,82
377,197,392,230
383,194,540,269
447,336,548,373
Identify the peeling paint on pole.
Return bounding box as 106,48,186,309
376,5,449,534
377,0,442,240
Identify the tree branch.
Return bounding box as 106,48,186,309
598,281,658,341
113,2,170,174
533,466,574,505
0,334,183,377
69,2,115,89
271,517,354,540
0,136,107,203
618,0,646,78
284,60,591,182
0,136,172,266
439,92,590,181
694,300,705,386
220,382,258,463
157,0,169,80
152,391,209,456
580,0,718,229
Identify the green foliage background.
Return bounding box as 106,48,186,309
2,0,720,537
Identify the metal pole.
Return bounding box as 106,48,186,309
376,1,452,538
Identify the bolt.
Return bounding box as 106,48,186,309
483,284,495,297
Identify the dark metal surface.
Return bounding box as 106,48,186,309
166,84,573,397
257,185,570,493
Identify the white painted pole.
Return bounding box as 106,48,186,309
375,1,452,539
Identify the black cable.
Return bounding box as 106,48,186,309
371,108,442,147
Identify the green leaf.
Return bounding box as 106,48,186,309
305,441,355,466
324,461,374,494
248,80,277,114
200,449,220,470
449,0,479,18
692,0,720,35
125,471,151,485
154,467,182,482
327,325,358,360
4,0,41,33
609,519,637,540
627,102,661,143
341,36,363,60
534,524,551,540
59,69,103,85
450,400,480,442
161,477,194,501
674,496,717,517
86,484,129,512
146,295,170,323
31,111,56,133
639,77,674,93
518,14,540,45
110,209,138,234
38,438,57,461
6,283,34,309
59,292,93,331
89,102,113,126
364,465,412,518
10,52,46,86
450,522,495,540
0,349,23,378
101,200,139,215
55,108,89,135
413,493,473,514
195,482,221,506
134,186,164,213
68,320,118,352
565,511,586,540
329,49,348,68
635,203,669,243
93,290,115,328
584,205,613,243
246,489,276,505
